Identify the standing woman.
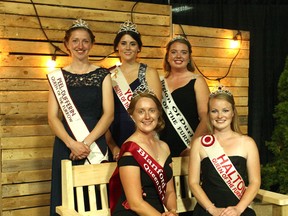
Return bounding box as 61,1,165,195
47,19,114,216
106,20,162,160
159,35,210,157
109,91,177,216
189,89,261,216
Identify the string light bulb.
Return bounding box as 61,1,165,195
47,48,58,69
230,30,242,49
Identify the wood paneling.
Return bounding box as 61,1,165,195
0,0,249,215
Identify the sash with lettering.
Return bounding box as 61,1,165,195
47,69,108,164
109,141,168,213
201,134,246,200
110,66,133,110
161,77,194,147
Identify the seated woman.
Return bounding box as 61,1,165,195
188,87,261,216
109,90,178,216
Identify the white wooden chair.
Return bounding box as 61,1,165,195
56,160,116,216
56,157,288,216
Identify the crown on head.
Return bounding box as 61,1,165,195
118,20,139,34
69,19,90,30
170,35,189,43
210,85,233,97
132,88,156,99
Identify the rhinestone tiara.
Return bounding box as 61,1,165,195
170,35,189,43
132,88,156,98
69,19,90,30
210,85,233,97
118,20,139,34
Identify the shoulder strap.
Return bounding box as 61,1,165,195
138,63,147,82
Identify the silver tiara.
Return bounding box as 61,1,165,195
132,88,156,98
210,85,233,97
170,35,189,43
69,19,90,30
118,20,139,34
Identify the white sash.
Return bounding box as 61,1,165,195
161,78,194,147
201,134,246,200
110,66,133,110
47,69,108,164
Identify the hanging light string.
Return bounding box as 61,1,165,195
29,0,118,62
30,0,68,57
178,24,242,82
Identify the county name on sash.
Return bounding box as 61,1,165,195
201,135,246,200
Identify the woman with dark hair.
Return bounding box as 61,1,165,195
189,88,260,216
106,20,162,161
47,19,114,215
159,35,210,157
109,90,178,216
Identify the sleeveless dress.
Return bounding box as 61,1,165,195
109,63,148,148
159,79,199,157
49,68,110,216
193,156,256,216
112,155,173,216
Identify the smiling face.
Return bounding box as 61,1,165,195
65,29,93,61
167,41,190,70
131,97,160,134
209,98,234,132
116,34,139,62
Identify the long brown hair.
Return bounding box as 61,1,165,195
163,37,195,77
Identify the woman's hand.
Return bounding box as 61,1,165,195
161,209,178,216
219,206,241,216
207,205,225,216
112,146,120,161
69,140,91,160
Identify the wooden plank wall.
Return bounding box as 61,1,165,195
0,0,249,216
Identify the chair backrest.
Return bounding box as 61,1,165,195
57,157,195,216
59,159,116,216
172,156,196,213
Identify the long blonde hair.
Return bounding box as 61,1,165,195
207,92,242,134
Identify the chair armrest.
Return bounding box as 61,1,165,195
256,189,288,206
56,206,82,216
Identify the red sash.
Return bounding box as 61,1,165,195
109,141,167,213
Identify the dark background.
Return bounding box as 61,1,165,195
138,0,288,164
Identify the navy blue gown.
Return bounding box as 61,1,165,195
109,63,148,148
49,68,110,216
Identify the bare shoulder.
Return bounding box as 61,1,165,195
240,134,259,154
158,139,171,153
241,134,256,145
190,136,203,152
146,66,159,76
195,74,208,86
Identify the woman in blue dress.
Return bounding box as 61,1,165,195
48,19,114,216
106,20,162,161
